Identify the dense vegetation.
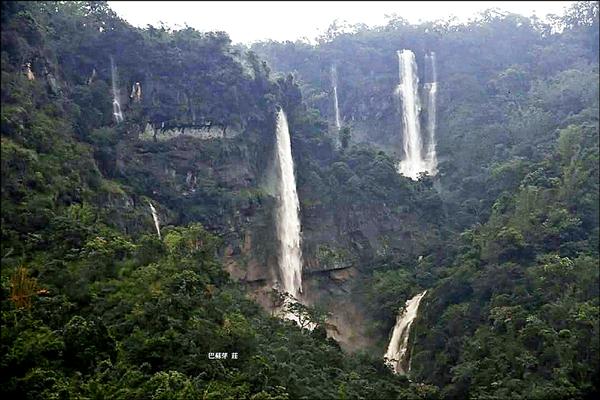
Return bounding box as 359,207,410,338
254,5,599,398
1,1,598,399
1,2,438,398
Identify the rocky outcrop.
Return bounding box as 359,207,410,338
130,82,142,102
23,62,35,80
140,123,241,142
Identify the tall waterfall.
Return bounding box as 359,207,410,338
110,57,124,123
384,290,427,374
396,50,439,180
397,50,426,180
331,65,342,130
148,201,161,239
424,52,438,174
274,109,303,300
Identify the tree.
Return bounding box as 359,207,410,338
339,126,351,149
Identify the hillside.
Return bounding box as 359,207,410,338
1,1,598,399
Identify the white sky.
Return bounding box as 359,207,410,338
107,1,576,44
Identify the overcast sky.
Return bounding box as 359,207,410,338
107,1,576,44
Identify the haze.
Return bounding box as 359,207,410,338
107,1,576,44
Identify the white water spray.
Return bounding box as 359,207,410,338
396,50,439,180
424,52,438,174
274,109,303,300
148,201,161,239
397,50,426,179
331,65,342,130
384,290,427,374
110,57,124,123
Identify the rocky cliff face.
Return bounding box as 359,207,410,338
3,9,442,351
110,115,442,350
140,123,242,142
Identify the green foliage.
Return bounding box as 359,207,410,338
365,269,416,324
412,126,599,397
62,315,116,372
1,1,598,399
339,126,351,149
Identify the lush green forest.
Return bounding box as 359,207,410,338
1,1,598,399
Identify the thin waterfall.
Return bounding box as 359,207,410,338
397,50,426,180
384,290,427,374
274,109,303,300
110,57,124,123
331,65,342,130
424,52,438,175
148,201,161,239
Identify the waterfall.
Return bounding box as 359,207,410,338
274,109,303,300
384,290,427,374
396,50,439,180
424,52,438,175
110,57,124,123
397,50,426,180
148,201,161,239
331,65,342,130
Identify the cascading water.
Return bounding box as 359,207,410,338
397,50,426,180
424,52,438,174
331,65,342,130
384,290,427,374
148,201,161,239
274,109,303,300
396,50,439,179
110,57,124,123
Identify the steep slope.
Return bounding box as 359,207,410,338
1,1,598,399
1,2,440,398
253,2,600,398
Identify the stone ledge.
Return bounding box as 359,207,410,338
140,123,241,141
